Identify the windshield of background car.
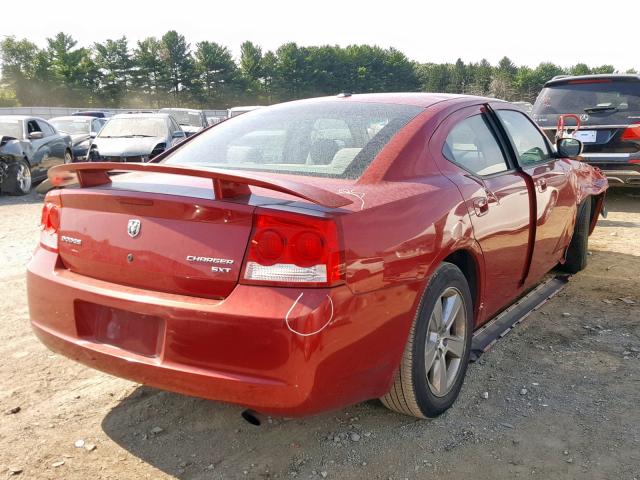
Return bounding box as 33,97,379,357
163,101,423,179
98,118,167,138
532,80,640,126
0,119,22,138
51,118,90,135
163,110,202,127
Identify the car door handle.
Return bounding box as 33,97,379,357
473,197,489,216
536,178,547,192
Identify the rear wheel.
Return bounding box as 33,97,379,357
2,160,32,196
561,199,591,274
381,262,473,418
64,149,73,164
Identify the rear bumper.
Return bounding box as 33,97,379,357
580,155,640,187
581,165,640,187
597,169,640,187
27,247,419,416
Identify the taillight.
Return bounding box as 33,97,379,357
622,124,640,141
40,193,61,252
241,209,344,287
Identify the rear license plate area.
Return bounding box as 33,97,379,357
573,130,597,143
74,301,164,357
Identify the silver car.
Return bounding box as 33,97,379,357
87,113,186,162
159,108,208,136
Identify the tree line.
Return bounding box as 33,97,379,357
0,31,633,109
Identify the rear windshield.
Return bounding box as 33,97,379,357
532,80,640,126
163,101,422,179
99,118,167,138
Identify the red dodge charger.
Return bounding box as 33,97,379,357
27,94,608,418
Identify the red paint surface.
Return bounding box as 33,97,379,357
27,94,608,416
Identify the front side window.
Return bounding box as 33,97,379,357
496,110,551,165
163,102,422,179
27,120,42,135
443,114,508,176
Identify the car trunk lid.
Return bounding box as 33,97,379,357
57,187,255,299
50,163,353,299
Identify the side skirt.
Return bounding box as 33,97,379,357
470,275,570,361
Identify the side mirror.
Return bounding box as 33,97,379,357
556,138,583,158
90,131,97,138
172,131,186,139
29,131,44,140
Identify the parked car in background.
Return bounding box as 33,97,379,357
227,105,264,118
72,111,112,119
511,101,533,114
159,108,208,135
50,116,106,161
0,116,72,195
207,116,224,126
30,94,607,418
532,74,640,187
87,113,186,162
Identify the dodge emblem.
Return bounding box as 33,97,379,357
127,219,141,238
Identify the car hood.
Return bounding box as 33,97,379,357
70,133,91,145
92,136,165,156
0,136,22,155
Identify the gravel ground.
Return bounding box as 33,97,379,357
0,188,639,480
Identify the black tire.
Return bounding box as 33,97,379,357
561,199,591,274
381,262,473,418
1,159,32,196
63,149,73,164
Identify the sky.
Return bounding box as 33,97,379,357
2,0,637,71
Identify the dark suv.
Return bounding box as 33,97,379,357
532,74,640,187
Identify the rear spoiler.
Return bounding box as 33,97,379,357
46,162,353,209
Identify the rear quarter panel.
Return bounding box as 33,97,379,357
338,177,483,390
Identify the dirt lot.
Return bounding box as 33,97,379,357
0,189,639,480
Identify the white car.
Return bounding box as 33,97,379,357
227,106,265,118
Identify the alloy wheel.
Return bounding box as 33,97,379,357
424,287,467,397
16,164,32,192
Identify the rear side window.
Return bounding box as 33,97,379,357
497,110,551,165
443,114,508,176
163,102,422,179
532,80,640,126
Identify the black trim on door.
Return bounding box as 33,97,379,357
485,104,538,287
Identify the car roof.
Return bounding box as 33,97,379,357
50,115,97,121
545,74,640,87
112,113,172,119
279,93,500,109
